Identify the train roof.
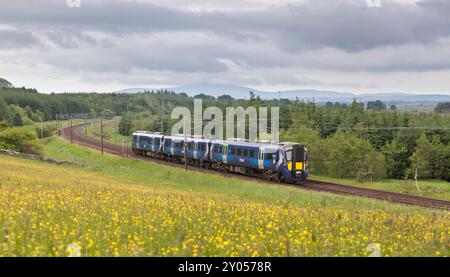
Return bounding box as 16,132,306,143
133,131,164,137
132,131,302,150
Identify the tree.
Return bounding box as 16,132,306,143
382,141,409,179
367,100,386,111
410,134,448,179
0,98,11,122
325,131,373,179
101,109,114,118
119,113,133,135
358,150,386,182
12,111,23,126
435,102,450,113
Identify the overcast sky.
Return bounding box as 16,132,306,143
1,0,450,94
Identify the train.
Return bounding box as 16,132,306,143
131,132,309,183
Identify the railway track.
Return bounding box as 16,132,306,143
60,124,450,211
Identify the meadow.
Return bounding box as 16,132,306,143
0,137,448,257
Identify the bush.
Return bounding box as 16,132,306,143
35,124,57,139
0,128,42,155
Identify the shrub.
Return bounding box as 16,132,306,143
0,128,42,155
35,124,57,139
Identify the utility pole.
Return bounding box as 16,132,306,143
40,118,44,139
55,114,58,136
184,131,188,170
121,137,124,156
101,118,104,155
114,115,117,144
161,100,164,133
70,116,73,144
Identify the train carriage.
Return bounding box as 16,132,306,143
132,132,308,183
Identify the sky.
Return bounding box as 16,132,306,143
1,0,450,94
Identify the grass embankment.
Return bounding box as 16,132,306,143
85,118,129,146
0,137,448,257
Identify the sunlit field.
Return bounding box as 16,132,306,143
0,153,448,257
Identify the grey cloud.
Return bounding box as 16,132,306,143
40,39,228,73
0,30,39,49
1,0,450,52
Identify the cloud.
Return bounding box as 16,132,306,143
0,30,39,49
0,0,450,93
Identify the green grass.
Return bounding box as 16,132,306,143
15,119,82,137
85,118,130,146
311,175,450,201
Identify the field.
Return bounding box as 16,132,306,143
0,137,448,257
85,118,129,146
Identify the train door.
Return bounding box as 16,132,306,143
258,148,264,169
193,142,198,159
222,144,228,164
159,137,164,153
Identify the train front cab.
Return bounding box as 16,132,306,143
283,144,308,183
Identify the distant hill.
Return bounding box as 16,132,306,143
0,78,13,89
117,84,450,104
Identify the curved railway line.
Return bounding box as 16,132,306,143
61,124,450,211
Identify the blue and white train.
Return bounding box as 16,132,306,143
131,132,309,183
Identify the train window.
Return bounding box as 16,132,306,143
237,148,242,156
230,148,235,155
266,153,273,160
250,150,255,158
243,149,248,157
285,150,292,162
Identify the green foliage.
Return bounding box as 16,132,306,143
35,124,57,139
435,102,450,113
1,85,449,181
0,128,42,155
0,121,10,131
0,98,11,122
12,111,24,126
410,134,450,180
119,113,133,135
382,141,409,179
119,112,165,134
326,132,371,179
367,100,387,111
282,129,386,180
101,109,114,118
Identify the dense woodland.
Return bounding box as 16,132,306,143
1,79,449,181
